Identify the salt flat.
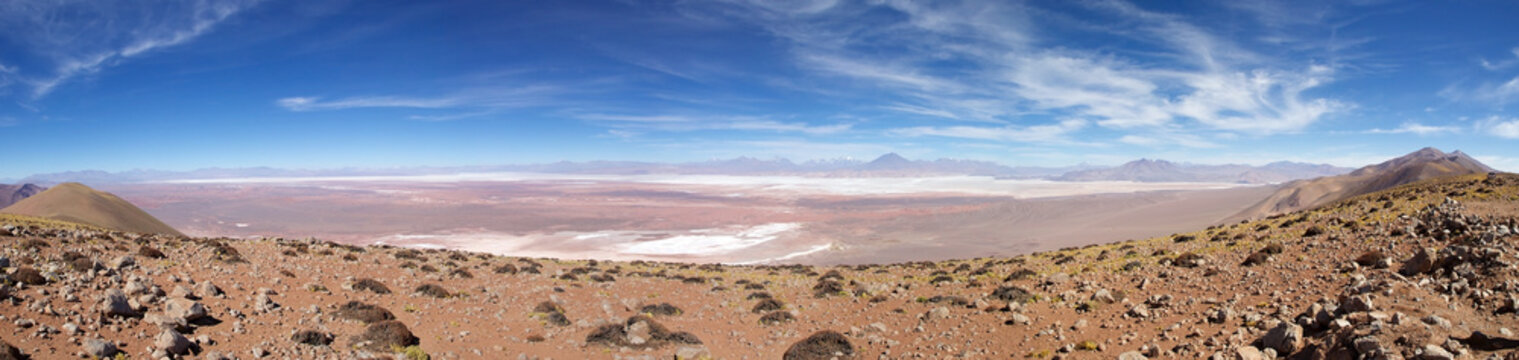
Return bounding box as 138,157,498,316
112,174,1269,264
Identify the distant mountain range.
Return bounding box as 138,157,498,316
1056,158,1351,184
16,153,1352,184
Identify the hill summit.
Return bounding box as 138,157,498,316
0,182,183,236
1234,147,1495,219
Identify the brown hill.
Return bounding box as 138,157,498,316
0,183,45,208
0,182,183,236
1232,147,1494,219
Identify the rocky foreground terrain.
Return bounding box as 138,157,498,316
2,173,1519,359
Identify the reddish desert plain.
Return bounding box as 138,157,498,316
96,173,1272,265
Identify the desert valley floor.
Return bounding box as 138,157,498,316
101,174,1265,265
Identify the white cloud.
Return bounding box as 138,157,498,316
277,85,562,112
1364,122,1461,136
683,0,1345,137
1444,76,1519,106
1118,133,1221,148
277,96,462,111
1481,116,1519,139
889,119,1087,143
407,110,497,122
1478,47,1519,71
579,113,852,135
0,0,263,98
882,104,959,119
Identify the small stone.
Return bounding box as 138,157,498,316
109,256,136,270
1421,315,1451,328
196,282,223,298
626,320,651,345
1419,344,1454,360
1118,351,1148,360
926,306,951,320
674,345,711,359
1344,295,1375,313
1234,346,1265,360
254,293,279,312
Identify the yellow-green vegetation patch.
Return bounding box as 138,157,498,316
0,213,110,232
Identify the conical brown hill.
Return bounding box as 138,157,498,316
1232,147,1495,220
0,182,183,236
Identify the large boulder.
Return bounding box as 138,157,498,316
1400,247,1437,276
83,339,118,358
164,298,207,321
100,289,140,317
1262,322,1303,355
155,329,193,355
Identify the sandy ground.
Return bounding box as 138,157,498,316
102,174,1265,265
808,186,1277,265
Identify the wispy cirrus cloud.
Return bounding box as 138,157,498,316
888,119,1088,144
682,0,1349,136
0,0,263,99
1443,46,1519,106
1479,116,1519,139
578,113,852,135
1117,133,1223,149
1363,122,1461,136
276,85,563,115
1442,76,1519,107
1478,48,1519,71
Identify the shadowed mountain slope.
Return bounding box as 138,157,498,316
0,183,45,208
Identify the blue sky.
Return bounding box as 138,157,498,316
1,0,1517,179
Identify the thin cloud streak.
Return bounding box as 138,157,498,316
1363,122,1461,136
0,0,263,99
684,0,1347,136
277,85,564,113
579,113,853,135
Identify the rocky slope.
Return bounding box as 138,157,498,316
1235,147,1495,220
0,173,1516,359
0,182,183,237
